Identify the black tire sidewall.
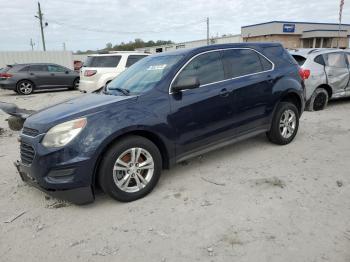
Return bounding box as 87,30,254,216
16,80,34,95
99,136,162,202
71,78,79,90
268,102,299,145
310,88,329,111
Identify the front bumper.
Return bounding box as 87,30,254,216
78,80,100,93
15,160,94,204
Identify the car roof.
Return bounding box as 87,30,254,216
87,52,148,57
153,42,283,58
289,48,344,57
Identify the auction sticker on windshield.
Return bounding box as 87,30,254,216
147,64,167,70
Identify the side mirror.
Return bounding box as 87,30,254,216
65,70,69,74
171,76,200,93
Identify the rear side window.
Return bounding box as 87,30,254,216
222,49,271,78
314,55,325,66
126,55,148,68
263,46,297,66
19,66,29,72
84,56,121,68
29,65,48,72
175,51,225,86
292,55,307,66
324,53,347,68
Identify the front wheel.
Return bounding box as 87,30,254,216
98,136,162,202
267,102,299,145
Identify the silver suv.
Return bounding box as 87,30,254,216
290,49,350,111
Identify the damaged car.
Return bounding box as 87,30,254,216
290,48,350,111
3,43,305,204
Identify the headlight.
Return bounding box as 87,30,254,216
42,118,87,148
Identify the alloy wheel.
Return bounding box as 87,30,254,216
19,82,33,95
113,147,154,193
279,109,296,139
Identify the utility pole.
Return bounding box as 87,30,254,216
35,2,46,51
206,17,210,45
30,38,35,51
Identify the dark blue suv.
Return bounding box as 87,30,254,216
15,43,305,204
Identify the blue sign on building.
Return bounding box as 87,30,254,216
283,24,296,33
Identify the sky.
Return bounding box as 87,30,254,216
0,0,349,52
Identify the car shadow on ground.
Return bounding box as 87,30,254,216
327,97,350,108
0,88,81,97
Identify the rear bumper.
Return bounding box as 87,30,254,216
79,80,101,93
14,160,95,205
0,79,16,90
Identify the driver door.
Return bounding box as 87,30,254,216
168,51,235,160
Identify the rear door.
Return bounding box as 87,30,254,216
28,65,50,88
324,52,350,96
221,48,275,134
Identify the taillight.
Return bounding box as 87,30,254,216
84,70,97,77
0,73,13,79
299,68,310,80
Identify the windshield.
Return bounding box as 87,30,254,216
106,54,184,95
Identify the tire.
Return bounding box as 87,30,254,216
16,80,34,95
306,88,329,111
98,135,162,202
267,102,299,145
70,78,79,90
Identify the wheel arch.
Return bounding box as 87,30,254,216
316,84,333,99
280,91,303,116
16,79,36,88
92,129,170,188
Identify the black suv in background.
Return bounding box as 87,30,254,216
0,63,79,95
16,43,305,204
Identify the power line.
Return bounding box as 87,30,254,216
46,18,206,34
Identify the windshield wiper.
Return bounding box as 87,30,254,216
108,87,130,96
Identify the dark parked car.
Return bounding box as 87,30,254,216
15,43,305,204
0,63,79,95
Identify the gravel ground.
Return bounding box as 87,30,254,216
0,89,349,262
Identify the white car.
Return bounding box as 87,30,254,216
289,48,350,111
79,52,149,93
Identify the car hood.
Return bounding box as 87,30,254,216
25,94,137,132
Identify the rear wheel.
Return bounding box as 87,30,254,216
98,136,162,202
267,102,299,145
70,78,79,90
16,80,34,95
307,88,329,111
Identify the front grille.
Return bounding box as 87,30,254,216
22,127,39,137
20,142,35,165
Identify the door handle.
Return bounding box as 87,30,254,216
50,73,55,76
30,73,34,76
219,88,229,97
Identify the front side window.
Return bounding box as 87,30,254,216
84,56,121,68
325,53,347,68
174,51,225,86
48,65,67,72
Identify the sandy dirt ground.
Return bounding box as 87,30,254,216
0,88,349,262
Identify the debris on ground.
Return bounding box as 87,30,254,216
92,246,119,256
46,201,70,209
207,247,214,256
253,177,286,188
336,180,343,187
3,210,27,223
0,127,4,135
201,200,213,207
201,177,226,186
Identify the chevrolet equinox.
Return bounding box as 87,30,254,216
15,43,306,204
